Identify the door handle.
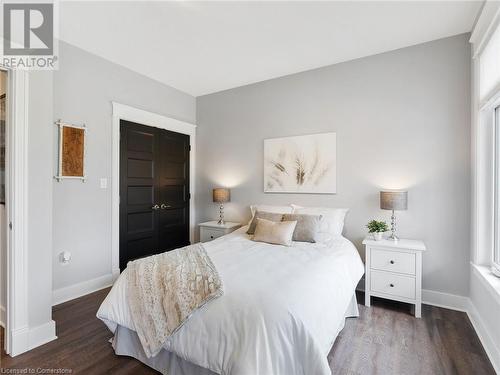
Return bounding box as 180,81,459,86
160,204,171,209
152,204,160,210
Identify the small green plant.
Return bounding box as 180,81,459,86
366,220,389,233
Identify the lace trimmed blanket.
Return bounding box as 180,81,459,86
126,243,223,358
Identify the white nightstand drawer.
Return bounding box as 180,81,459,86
370,270,416,300
200,228,225,242
371,248,416,275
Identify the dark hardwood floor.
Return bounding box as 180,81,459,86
329,295,495,375
0,289,495,374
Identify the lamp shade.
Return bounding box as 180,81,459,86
213,188,230,203
380,191,408,211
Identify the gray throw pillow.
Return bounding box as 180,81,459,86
247,211,284,234
282,214,322,243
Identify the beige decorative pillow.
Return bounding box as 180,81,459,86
247,211,284,235
253,218,297,246
282,214,322,243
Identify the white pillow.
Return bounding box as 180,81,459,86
249,204,293,217
291,204,349,236
252,218,297,247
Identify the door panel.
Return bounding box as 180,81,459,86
161,207,186,227
127,211,154,234
164,162,185,179
120,120,190,271
126,237,156,261
127,130,154,152
158,130,190,251
120,120,159,270
127,186,154,205
162,185,185,203
127,159,154,178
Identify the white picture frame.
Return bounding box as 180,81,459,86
264,132,336,194
54,119,87,182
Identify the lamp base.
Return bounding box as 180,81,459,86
387,234,399,241
388,210,399,241
217,204,225,225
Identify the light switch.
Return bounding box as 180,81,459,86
100,178,108,189
60,251,71,264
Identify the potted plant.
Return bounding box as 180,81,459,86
366,220,389,241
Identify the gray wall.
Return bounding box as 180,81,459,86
53,42,196,291
196,34,471,297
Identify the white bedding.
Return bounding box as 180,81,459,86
97,226,364,375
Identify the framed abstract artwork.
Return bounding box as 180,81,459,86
55,120,86,182
264,132,336,194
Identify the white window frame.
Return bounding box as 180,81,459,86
495,104,500,269
478,88,500,269
471,4,500,269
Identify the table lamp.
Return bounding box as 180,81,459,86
380,191,408,241
213,188,230,225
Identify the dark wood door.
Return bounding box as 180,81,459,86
119,120,190,270
158,129,190,250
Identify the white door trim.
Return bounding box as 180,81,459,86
4,69,30,356
111,102,197,279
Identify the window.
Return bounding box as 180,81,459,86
478,19,500,270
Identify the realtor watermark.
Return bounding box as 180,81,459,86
1,1,58,70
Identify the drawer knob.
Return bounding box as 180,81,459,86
210,236,214,239
390,260,395,264
390,283,394,287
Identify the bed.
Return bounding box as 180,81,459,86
97,225,364,375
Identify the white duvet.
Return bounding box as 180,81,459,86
97,227,364,375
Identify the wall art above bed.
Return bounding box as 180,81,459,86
264,132,336,194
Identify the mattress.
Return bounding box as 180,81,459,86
97,226,364,375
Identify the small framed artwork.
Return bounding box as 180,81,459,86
264,132,336,194
55,120,86,182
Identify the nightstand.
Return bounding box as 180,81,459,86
363,237,426,318
199,221,241,242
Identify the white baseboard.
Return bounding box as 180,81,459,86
466,299,500,374
0,305,5,328
28,320,57,351
53,273,114,306
422,289,469,312
10,326,29,356
357,285,469,312
9,320,57,357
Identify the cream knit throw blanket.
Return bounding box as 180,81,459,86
127,243,223,358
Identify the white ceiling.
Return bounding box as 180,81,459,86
60,1,482,97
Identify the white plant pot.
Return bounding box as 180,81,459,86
372,232,383,241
